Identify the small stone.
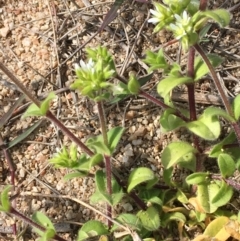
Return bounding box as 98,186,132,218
22,37,31,47
19,168,25,178
32,186,39,192
150,164,157,171
65,210,76,220
132,139,143,146
0,26,10,37
122,203,133,211
124,144,134,156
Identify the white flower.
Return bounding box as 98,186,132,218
169,11,192,40
169,23,186,39
148,9,164,24
148,2,170,25
174,11,191,27
75,58,95,73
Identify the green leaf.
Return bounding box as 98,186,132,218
207,106,235,122
183,106,233,140
138,73,154,86
8,120,44,149
209,131,236,158
32,212,55,237
92,170,124,206
128,73,140,94
42,229,56,241
176,189,189,204
112,213,142,231
137,206,160,231
168,63,181,77
138,189,162,206
127,167,156,193
22,93,56,119
89,153,103,167
211,180,233,207
32,212,55,229
69,144,78,161
161,212,186,228
161,142,197,169
197,183,219,213
218,153,236,178
186,172,209,185
89,190,104,205
0,185,12,212
194,54,223,81
86,138,110,155
111,82,129,96
163,167,174,186
203,216,229,237
146,176,159,189
49,146,82,169
40,92,56,115
22,103,42,118
77,220,108,241
199,23,212,41
86,127,124,155
232,94,240,120
178,153,196,172
160,108,186,132
201,9,231,27
187,0,199,15
95,170,112,205
143,49,169,72
157,76,193,101
63,171,88,181
107,127,125,154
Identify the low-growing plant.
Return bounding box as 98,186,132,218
1,0,240,240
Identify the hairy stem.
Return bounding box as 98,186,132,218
97,101,112,227
194,44,240,144
97,101,108,145
116,74,189,122
194,44,233,115
46,111,94,156
0,62,40,106
199,0,208,11
186,47,202,171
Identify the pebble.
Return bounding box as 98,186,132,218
132,139,143,146
0,26,10,37
19,168,25,178
122,203,133,212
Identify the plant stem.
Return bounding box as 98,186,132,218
116,74,189,122
46,111,94,156
186,47,202,171
0,62,40,106
194,44,233,115
210,174,240,191
96,101,113,227
97,101,108,145
194,44,240,145
199,0,208,11
10,207,67,241
105,155,113,227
